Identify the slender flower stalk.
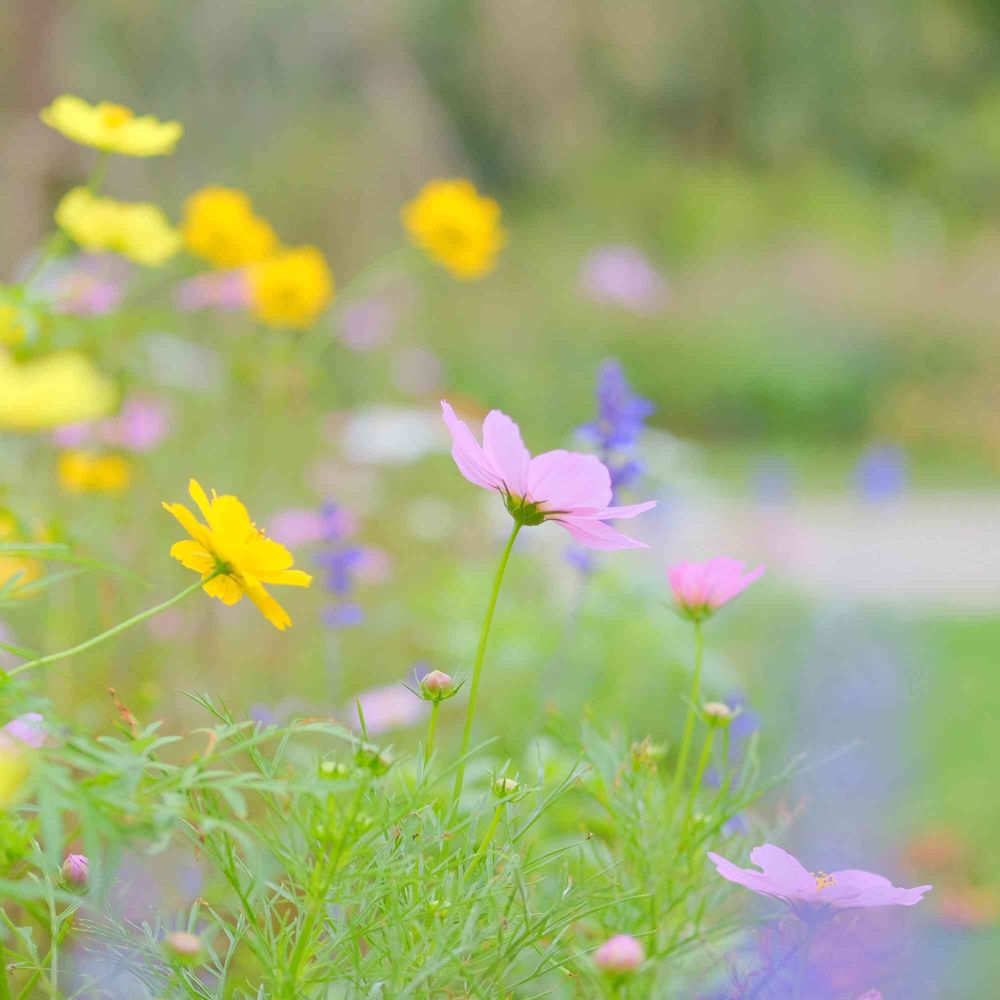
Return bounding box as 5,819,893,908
424,700,441,767
6,573,215,677
463,800,506,882
23,151,109,288
451,521,521,804
668,619,703,815
684,724,715,832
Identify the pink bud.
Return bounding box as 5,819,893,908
421,670,453,695
61,853,89,886
594,934,645,974
164,931,203,962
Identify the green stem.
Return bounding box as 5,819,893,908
424,701,441,767
451,521,521,805
7,574,215,677
0,925,11,1000
668,620,704,816
683,726,715,832
463,802,504,882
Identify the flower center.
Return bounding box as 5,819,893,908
99,103,134,129
502,492,547,526
812,870,836,891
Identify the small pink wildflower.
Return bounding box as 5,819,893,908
708,844,932,922
593,933,645,973
668,558,764,621
441,400,655,550
175,270,249,312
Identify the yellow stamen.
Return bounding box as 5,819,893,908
99,103,134,128
812,870,836,891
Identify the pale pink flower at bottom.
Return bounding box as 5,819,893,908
441,400,655,550
668,558,764,621
708,844,932,922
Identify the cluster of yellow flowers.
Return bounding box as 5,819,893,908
181,186,334,329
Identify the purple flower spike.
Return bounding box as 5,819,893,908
708,844,932,922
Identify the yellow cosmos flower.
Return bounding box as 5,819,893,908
57,451,132,494
0,303,26,347
0,350,116,431
248,247,334,329
163,479,312,630
56,188,180,266
402,179,505,279
39,95,182,157
0,749,31,809
182,186,277,269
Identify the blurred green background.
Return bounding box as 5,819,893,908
2,2,999,994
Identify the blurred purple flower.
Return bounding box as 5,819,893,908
43,254,127,316
175,269,249,311
340,299,394,351
854,443,908,502
579,245,668,315
52,396,172,453
578,359,655,454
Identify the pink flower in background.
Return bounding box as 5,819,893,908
441,400,655,550
708,844,931,921
668,558,764,621
269,506,358,547
102,398,172,452
44,254,127,316
579,245,668,315
594,934,645,973
52,397,172,454
1,712,46,749
175,270,249,312
350,682,428,735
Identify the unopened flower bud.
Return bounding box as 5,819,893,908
164,931,204,964
594,933,645,974
62,853,89,887
420,670,454,699
493,776,519,797
702,701,734,726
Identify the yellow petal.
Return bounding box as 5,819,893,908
256,568,313,588
244,581,292,630
243,536,294,574
202,573,243,606
188,479,214,524
169,540,214,574
161,501,211,549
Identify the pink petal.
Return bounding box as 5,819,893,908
570,500,657,521
555,515,648,550
749,844,816,894
527,450,612,512
707,851,787,900
482,409,530,496
440,400,502,491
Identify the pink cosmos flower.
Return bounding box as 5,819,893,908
593,934,645,973
708,844,932,922
440,401,655,550
1,712,47,749
62,853,89,886
668,558,764,621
